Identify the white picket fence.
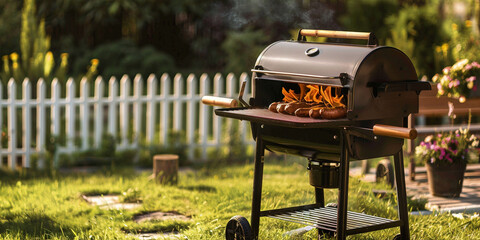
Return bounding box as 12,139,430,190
0,73,254,169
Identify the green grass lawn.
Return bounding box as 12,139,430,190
0,159,479,240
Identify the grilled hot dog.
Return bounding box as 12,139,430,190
320,107,347,119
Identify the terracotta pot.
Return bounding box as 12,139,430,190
468,77,480,98
426,161,466,198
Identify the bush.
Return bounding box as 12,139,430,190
137,130,188,168
221,29,267,74
72,39,175,78
340,0,399,44
0,0,21,56
386,4,444,78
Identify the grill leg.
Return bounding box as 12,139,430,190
315,188,325,206
315,187,326,238
336,133,349,240
251,137,265,239
393,150,410,239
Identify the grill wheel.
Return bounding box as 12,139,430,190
375,159,394,187
225,215,253,240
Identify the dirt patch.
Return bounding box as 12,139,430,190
134,211,191,223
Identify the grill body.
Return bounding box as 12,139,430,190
218,41,428,161
212,30,431,240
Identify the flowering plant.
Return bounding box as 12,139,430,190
415,128,479,167
432,59,480,103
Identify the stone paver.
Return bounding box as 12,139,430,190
82,195,142,210
355,163,480,213
134,211,191,223
406,164,480,212
130,232,183,240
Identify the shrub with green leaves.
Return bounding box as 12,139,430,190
0,0,98,86
221,29,268,74
72,39,175,79
386,4,444,79
340,0,399,44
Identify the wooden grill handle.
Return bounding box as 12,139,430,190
298,29,377,45
201,96,238,108
373,124,417,140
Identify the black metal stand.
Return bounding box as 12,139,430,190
251,136,265,239
393,150,410,239
247,129,410,240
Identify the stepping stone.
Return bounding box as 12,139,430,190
130,232,183,240
134,211,191,223
82,194,141,210
82,195,119,205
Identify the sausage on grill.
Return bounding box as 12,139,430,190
268,102,280,112
294,108,311,117
320,107,347,119
285,102,311,115
276,103,288,114
309,108,322,119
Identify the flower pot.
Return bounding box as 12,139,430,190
469,78,480,98
426,161,466,198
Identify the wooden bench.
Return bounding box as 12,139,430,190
407,83,480,180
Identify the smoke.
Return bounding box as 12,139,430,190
215,0,340,31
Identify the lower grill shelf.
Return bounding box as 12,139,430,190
260,204,402,235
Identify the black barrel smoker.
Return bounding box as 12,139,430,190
202,29,431,240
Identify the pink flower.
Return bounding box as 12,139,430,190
439,148,446,159
472,62,480,68
454,80,460,86
437,83,443,90
467,76,476,82
465,64,473,71
448,81,454,88
443,67,451,74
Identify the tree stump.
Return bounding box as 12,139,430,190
153,154,179,184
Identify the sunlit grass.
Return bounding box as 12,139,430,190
0,159,479,239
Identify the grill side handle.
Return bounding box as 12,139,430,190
298,29,378,46
373,124,417,140
202,96,238,108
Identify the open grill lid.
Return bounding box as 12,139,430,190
253,41,418,89
251,29,431,121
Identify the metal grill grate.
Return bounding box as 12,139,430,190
262,205,402,235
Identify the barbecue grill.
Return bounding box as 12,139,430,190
202,29,431,240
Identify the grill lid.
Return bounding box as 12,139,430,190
253,41,419,89
251,29,431,121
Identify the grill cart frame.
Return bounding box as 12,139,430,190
221,114,410,240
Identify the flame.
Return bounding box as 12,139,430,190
282,84,345,108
